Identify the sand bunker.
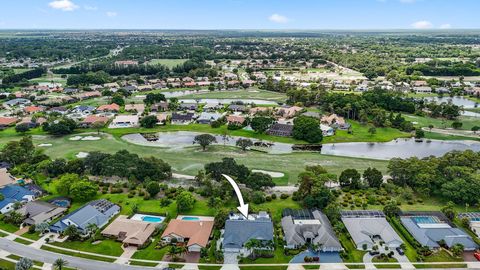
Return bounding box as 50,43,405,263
81,136,101,141
76,152,89,158
38,143,52,147
69,136,82,141
252,169,285,178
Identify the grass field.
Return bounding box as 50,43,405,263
147,59,187,68
51,239,124,256
404,114,480,131
0,130,389,185
40,245,116,262
179,89,288,102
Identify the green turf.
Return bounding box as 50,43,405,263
40,245,116,262
0,259,15,270
374,264,401,269
179,88,287,102
13,238,33,245
128,260,158,266
147,59,187,68
131,240,169,261
413,263,467,268
51,239,124,256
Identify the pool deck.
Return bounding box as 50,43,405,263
176,215,215,221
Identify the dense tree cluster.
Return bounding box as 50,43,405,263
388,150,480,204
83,150,172,182
205,158,275,190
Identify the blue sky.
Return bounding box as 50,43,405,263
0,0,478,30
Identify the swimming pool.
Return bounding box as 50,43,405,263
412,216,439,224
181,216,200,221
49,198,71,208
130,214,165,223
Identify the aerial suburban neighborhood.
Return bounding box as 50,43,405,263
1,1,480,270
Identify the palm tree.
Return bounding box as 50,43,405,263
167,246,179,260
53,258,68,270
86,223,99,240
63,225,79,240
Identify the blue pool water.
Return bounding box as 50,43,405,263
51,199,70,208
142,216,165,223
182,216,200,221
412,216,439,224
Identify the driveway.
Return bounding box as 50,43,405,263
223,252,239,264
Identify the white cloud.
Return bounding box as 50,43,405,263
106,11,118,17
439,23,452,29
411,20,433,29
84,5,98,11
48,0,79,11
268,14,289,24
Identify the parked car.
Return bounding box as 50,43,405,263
369,250,380,256
474,252,480,261
396,247,405,256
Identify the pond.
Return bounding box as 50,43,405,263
321,138,480,160
423,96,479,117
423,96,478,108
177,98,278,105
122,131,292,154
123,132,480,160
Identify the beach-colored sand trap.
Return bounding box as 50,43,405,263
76,152,89,158
38,143,52,147
69,136,82,141
81,136,101,141
252,169,285,178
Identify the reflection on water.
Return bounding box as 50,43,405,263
321,138,480,160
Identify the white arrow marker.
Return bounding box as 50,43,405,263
222,174,249,218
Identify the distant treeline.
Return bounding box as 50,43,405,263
1,67,46,84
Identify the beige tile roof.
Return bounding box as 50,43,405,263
161,219,214,248
101,216,157,246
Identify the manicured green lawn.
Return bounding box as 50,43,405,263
128,260,158,266
372,257,398,263
374,264,401,269
413,263,467,268
322,121,410,144
132,240,169,261
346,265,366,269
180,88,287,102
147,59,187,68
21,231,42,241
422,250,463,263
338,233,366,263
40,245,116,262
0,259,15,270
13,238,33,245
239,267,287,270
0,220,19,233
51,239,123,256
404,114,480,131
198,266,222,270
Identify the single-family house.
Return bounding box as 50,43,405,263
3,98,31,108
401,212,477,251
0,168,16,188
197,112,222,124
223,212,274,256
18,201,67,226
50,199,120,235
226,115,246,125
267,123,293,137
109,115,139,128
124,104,145,114
171,113,195,125
151,102,169,112
102,215,157,247
320,124,335,136
71,105,95,115
24,106,44,114
341,210,403,250
459,212,480,239
96,103,120,113
0,117,18,129
0,185,36,214
281,209,342,252
179,103,198,111
162,216,215,252
80,115,110,128
228,104,246,112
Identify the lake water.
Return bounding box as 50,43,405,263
123,131,480,160
423,96,480,117
321,138,480,160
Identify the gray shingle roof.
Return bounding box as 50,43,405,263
223,219,273,249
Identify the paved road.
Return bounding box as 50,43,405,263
0,238,145,270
